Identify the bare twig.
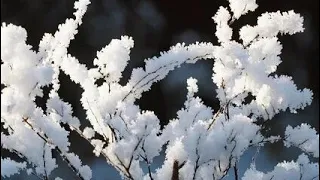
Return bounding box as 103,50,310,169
42,143,49,180
234,162,238,180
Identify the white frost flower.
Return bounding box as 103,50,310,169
83,127,95,139
228,0,258,19
187,77,198,95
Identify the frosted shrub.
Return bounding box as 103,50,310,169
1,0,318,179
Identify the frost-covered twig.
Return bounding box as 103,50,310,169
22,117,86,180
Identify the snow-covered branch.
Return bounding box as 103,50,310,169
1,0,318,179
242,154,319,180
285,124,319,158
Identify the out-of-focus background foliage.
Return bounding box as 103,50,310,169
1,0,319,179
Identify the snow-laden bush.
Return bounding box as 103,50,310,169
1,0,318,179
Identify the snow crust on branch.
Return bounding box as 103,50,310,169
1,0,318,179
240,10,304,45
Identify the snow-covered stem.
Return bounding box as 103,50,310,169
22,117,86,180
1,0,318,179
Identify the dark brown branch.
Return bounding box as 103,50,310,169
111,126,149,180
171,160,179,180
207,106,224,130
114,154,134,180
207,92,244,131
22,117,54,145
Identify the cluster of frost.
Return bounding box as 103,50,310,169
243,154,318,180
284,124,319,158
1,0,318,179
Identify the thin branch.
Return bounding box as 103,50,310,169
198,158,216,168
207,106,224,130
218,143,237,180
297,139,309,146
141,144,154,180
215,99,239,180
28,82,39,96
218,160,222,173
122,54,211,101
233,162,238,180
85,98,109,141
118,113,130,136
192,135,202,180
114,154,134,180
31,171,46,180
66,122,126,177
22,117,54,145
192,110,201,125
299,163,303,180
250,146,261,165
261,104,270,120
207,91,244,131
42,143,49,180
54,148,85,180
128,137,143,170
1,117,14,132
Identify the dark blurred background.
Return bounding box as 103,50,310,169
1,0,319,179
